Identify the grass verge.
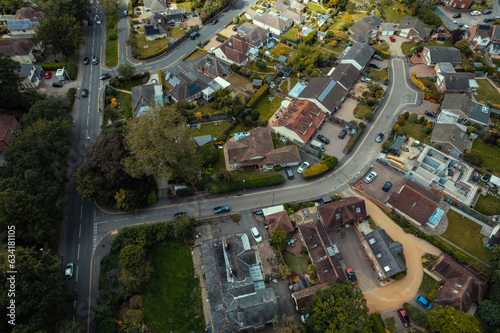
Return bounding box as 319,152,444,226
472,139,500,173
105,38,118,67
418,272,440,296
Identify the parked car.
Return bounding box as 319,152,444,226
369,62,381,69
95,15,101,24
471,11,481,16
379,39,387,42
232,25,238,31
452,13,461,18
250,227,263,243
361,77,371,83
375,133,384,143
65,263,74,279
83,57,90,65
453,20,460,25
214,205,231,214
216,36,224,42
389,36,396,42
297,162,310,174
123,10,128,17
317,134,330,144
100,73,111,80
212,18,218,24
44,71,51,79
364,171,377,183
425,110,437,117
81,89,89,98
397,309,411,328
484,18,494,23
458,22,464,27
373,54,383,61
464,24,470,30
92,55,99,65
346,268,358,285
284,166,294,180
338,129,347,139
416,296,432,309
52,82,63,88
483,9,492,15
174,212,187,219
300,314,309,324
262,2,271,8
382,181,392,192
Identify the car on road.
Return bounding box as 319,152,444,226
346,268,358,285
425,110,437,117
369,62,381,69
297,162,310,174
317,134,330,144
361,77,371,83
250,227,263,243
212,18,218,24
382,181,392,192
93,56,99,65
83,57,90,65
484,17,494,23
338,129,347,139
389,36,396,42
65,263,74,279
44,71,51,79
95,15,101,24
364,171,377,183
483,10,492,15
52,82,63,88
214,205,231,214
174,212,187,219
124,10,128,17
471,11,481,16
88,19,93,26
100,73,111,80
376,133,384,143
397,309,411,327
81,89,89,98
416,296,432,309
452,13,461,18
216,36,225,42
373,54,383,61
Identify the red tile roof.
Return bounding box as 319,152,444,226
272,100,325,143
218,34,250,65
317,197,367,230
15,7,43,20
291,283,329,311
0,38,35,57
265,211,294,234
387,184,438,225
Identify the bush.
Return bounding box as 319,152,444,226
66,88,76,107
344,128,363,153
403,303,426,327
427,288,438,301
403,111,409,119
273,165,282,171
393,271,406,280
232,214,241,222
408,113,418,123
411,73,426,91
176,188,193,196
136,47,167,60
302,156,338,179
146,191,157,205
370,313,386,333
246,84,269,108
205,174,285,193
382,141,390,150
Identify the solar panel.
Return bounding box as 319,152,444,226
7,19,30,30
168,76,180,87
318,80,336,102
187,83,201,96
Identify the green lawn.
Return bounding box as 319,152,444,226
306,3,326,14
380,2,411,23
366,67,388,82
143,240,205,332
330,13,366,31
284,251,308,274
169,27,185,38
402,121,430,142
190,121,230,138
476,79,500,105
270,43,293,58
254,93,284,121
184,50,205,62
355,105,373,120
472,139,500,174
136,34,170,58
475,190,500,216
212,149,226,171
441,210,491,264
175,2,192,11
193,102,226,116
280,79,298,94
105,38,118,67
231,170,272,180
121,77,147,91
427,40,453,47
419,77,439,93
284,28,298,41
322,39,349,55
248,61,275,73
401,42,422,57
228,122,257,136
418,272,440,296
117,92,132,119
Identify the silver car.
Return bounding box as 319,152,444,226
297,162,310,174
364,171,377,183
65,263,74,279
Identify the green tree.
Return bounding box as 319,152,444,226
0,0,28,14
199,143,218,167
21,96,71,127
122,106,201,184
119,244,146,271
39,0,91,22
100,0,119,18
272,314,305,333
425,305,480,333
117,63,137,81
35,14,84,56
478,299,500,326
233,16,239,24
279,263,292,280
270,226,289,251
255,58,267,70
304,283,370,333
251,109,261,121
455,39,470,53
490,245,500,299
0,53,22,109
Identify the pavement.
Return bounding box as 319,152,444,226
410,64,436,77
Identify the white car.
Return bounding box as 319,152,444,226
471,11,481,16
250,227,262,243
361,77,371,83
297,162,310,174
364,171,377,184
65,263,74,279
95,15,101,24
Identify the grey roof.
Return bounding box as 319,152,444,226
144,12,168,36
380,22,395,32
298,77,347,111
389,135,405,153
196,55,230,78
349,15,382,35
253,79,263,86
201,234,278,333
341,42,375,69
238,24,269,47
440,73,470,92
473,24,494,39
277,55,288,63
169,79,208,101
398,16,432,40
430,123,469,153
329,63,360,91
425,47,461,64
18,64,41,81
493,26,500,40
131,84,156,116
436,62,455,73
193,135,212,147
364,228,407,278
490,42,500,54
441,94,472,113
470,102,492,125
143,0,167,12
254,13,292,32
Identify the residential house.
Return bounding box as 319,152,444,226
237,23,270,48
360,228,407,280
442,0,473,10
340,42,376,71
275,0,305,13
430,123,471,156
265,210,294,234
143,0,168,14
17,64,42,89
165,8,184,23
0,38,41,64
0,116,20,151
317,197,367,231
297,77,347,114
224,127,301,171
7,7,43,38
397,17,432,42
196,55,230,78
431,254,487,312
436,73,471,93
298,220,346,285
488,26,500,56
317,13,331,27
144,12,169,41
213,34,251,66
422,47,461,66
253,79,263,89
440,94,492,126
131,84,164,116
291,283,328,312
201,233,279,333
253,13,293,35
271,99,326,144
168,72,208,103
467,24,494,50
379,22,395,36
348,15,382,44
329,63,361,91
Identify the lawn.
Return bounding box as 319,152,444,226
322,39,349,56
401,42,423,57
419,77,439,93
355,105,373,120
418,272,440,296
136,34,170,58
105,38,118,67
226,73,252,91
169,27,185,38
366,67,388,82
248,61,275,73
476,79,500,105
472,139,500,173
475,190,500,216
193,103,226,116
143,240,205,332
117,92,132,119
184,50,205,62
254,93,284,121
212,149,226,171
441,210,492,264
280,79,298,94
231,170,273,181
228,122,257,136
270,43,293,58
284,251,308,274
426,40,453,47
380,2,411,23
306,3,326,14
190,121,229,138
284,28,298,41
402,121,430,142
120,77,147,91
330,13,366,31
175,1,192,11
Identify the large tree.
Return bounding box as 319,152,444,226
425,305,480,332
122,106,201,183
272,315,304,333
0,53,22,109
35,14,84,56
117,63,137,81
21,96,71,128
37,0,91,22
0,0,28,14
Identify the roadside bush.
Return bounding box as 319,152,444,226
382,141,390,150
202,174,285,193
246,84,269,108
176,188,194,196
302,156,338,179
403,303,426,327
232,214,241,222
136,47,167,60
403,111,409,119
146,191,157,205
411,73,426,91
370,313,386,333
66,88,76,108
273,165,282,171
344,128,363,153
427,288,438,301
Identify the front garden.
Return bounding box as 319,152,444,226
476,79,500,106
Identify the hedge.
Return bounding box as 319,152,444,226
157,69,163,87
302,156,338,179
176,188,193,196
246,84,269,108
476,66,496,75
216,33,229,40
370,313,386,333
136,46,167,60
344,128,363,152
375,49,390,59
207,174,284,193
411,72,426,91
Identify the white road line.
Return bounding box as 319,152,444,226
77,244,80,260
80,206,83,219
76,266,79,282
79,224,82,238
87,117,89,126
86,129,88,137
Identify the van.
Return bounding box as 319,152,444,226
284,167,294,180
310,139,325,152
190,31,200,40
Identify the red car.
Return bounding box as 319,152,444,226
397,309,411,328
44,71,52,79
346,268,358,285
389,36,396,42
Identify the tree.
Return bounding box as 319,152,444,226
455,39,470,53
122,106,201,184
425,305,480,333
272,315,304,333
251,109,261,121
478,299,500,326
199,144,218,167
270,227,289,251
451,29,465,43
255,58,267,70
0,53,22,109
233,16,239,24
279,264,292,280
117,63,137,81
21,96,71,127
304,283,370,333
100,0,119,18
345,2,356,13
35,14,84,56
462,153,483,167
39,0,91,22
0,0,28,14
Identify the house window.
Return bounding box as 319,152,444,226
368,252,372,258
383,265,391,272
378,272,383,277
356,207,361,213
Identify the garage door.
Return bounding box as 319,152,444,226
400,30,409,38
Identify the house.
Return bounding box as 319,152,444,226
436,73,470,93
361,228,407,280
265,210,294,234
253,13,293,35
169,76,208,103
143,0,168,14
317,13,331,27
144,12,169,41
224,127,301,171
131,84,164,116
387,182,443,227
17,64,42,89
0,116,20,151
442,0,474,10
422,47,461,66
253,79,263,89
379,22,395,36
201,233,279,333
348,15,382,44
440,94,492,126
7,7,43,38
237,23,270,48
430,123,471,156
317,31,327,41
281,66,293,77
165,8,184,23
213,34,251,66
317,197,367,230
271,99,326,144
298,77,347,114
467,25,494,51
389,135,405,155
430,254,487,312
340,42,376,71
196,55,230,78
488,27,500,56
329,63,361,91
291,283,328,312
275,0,305,13
397,17,432,42
0,38,41,64
298,220,346,284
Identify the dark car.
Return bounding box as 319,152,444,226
458,23,465,27
373,54,383,61
216,36,225,42
83,57,90,65
416,296,432,309
382,181,392,192
284,166,294,180
262,2,271,8
317,134,330,144
346,268,358,285
52,82,63,88
232,25,238,31
88,19,93,26
338,129,347,139
483,10,493,15
81,89,89,98
425,110,437,117
92,55,99,65
212,18,218,24
397,309,411,328
174,212,187,219
452,13,461,18
214,205,231,214
100,73,111,80
375,133,384,143
484,18,494,23
369,62,381,69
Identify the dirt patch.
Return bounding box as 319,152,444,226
226,73,253,92
351,82,370,99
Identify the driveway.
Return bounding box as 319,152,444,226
407,100,440,121
315,122,347,160
386,36,405,58
37,75,78,96
410,64,435,77
380,308,413,332
361,163,407,204
335,97,358,122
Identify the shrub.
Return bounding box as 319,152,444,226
232,214,241,222
146,191,157,205
393,271,406,280
408,113,418,123
427,288,438,301
176,188,193,196
382,141,390,150
344,128,363,153
403,111,409,119
273,165,282,171
370,313,386,333
206,174,285,193
246,84,269,108
403,303,426,327
302,156,338,179
411,73,426,91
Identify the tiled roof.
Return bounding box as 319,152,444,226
291,283,328,311
425,47,461,64
0,116,19,143
131,84,157,116
364,228,407,278
341,42,375,69
169,79,208,102
15,7,43,20
440,73,470,92
144,0,167,12
387,184,438,225
441,93,472,113
265,145,301,166
144,12,169,36
317,197,367,230
196,55,229,78
218,34,250,65
493,26,500,41
430,123,469,153
349,15,381,35
398,16,432,39
254,13,292,31
265,211,294,233
329,63,360,91
471,24,494,39
225,127,274,166
298,77,347,111
238,24,269,47
0,38,35,56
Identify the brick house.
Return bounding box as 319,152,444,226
442,0,474,10
317,197,367,230
467,25,494,50
397,17,432,42
213,34,251,66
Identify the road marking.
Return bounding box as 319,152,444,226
76,266,79,282
80,206,83,219
96,221,109,225
77,244,80,260
79,224,82,239
87,116,89,126
178,65,188,74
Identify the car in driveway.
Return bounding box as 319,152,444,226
361,77,371,83
297,162,310,174
397,309,411,327
471,11,481,16
425,110,437,117
232,25,238,31
92,56,99,65
250,227,263,243
483,9,492,15
317,134,330,144
44,71,52,79
382,181,392,192
65,263,74,279
338,129,347,139
375,133,384,143
364,171,377,183
389,36,396,42
484,17,494,23
100,73,111,80
216,36,225,42
52,82,63,88
83,57,90,65
416,296,432,309
174,212,187,219
372,54,383,61
369,62,381,69
452,13,461,18
284,166,294,180
346,268,358,285
214,205,231,214
81,89,89,97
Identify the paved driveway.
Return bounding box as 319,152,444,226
410,64,435,77
335,97,358,122
315,122,347,160
361,163,407,203
407,100,440,121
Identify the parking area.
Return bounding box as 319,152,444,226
380,308,412,332
314,122,347,159
335,97,358,122
361,162,407,203
410,64,435,77
36,75,77,96
406,100,440,120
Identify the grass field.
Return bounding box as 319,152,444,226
400,42,422,57
143,240,205,332
418,272,440,296
120,77,147,91
330,13,366,31
248,61,275,73
270,43,293,58
402,121,430,142
476,79,500,105
169,27,185,38
175,2,192,11
355,105,373,120
136,34,170,58
284,252,308,274
306,3,326,14
475,190,500,216
190,121,229,138
284,28,298,41
105,38,118,67
280,79,298,94
472,139,500,174
441,210,492,264
254,93,284,121
380,2,411,23
367,67,388,82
